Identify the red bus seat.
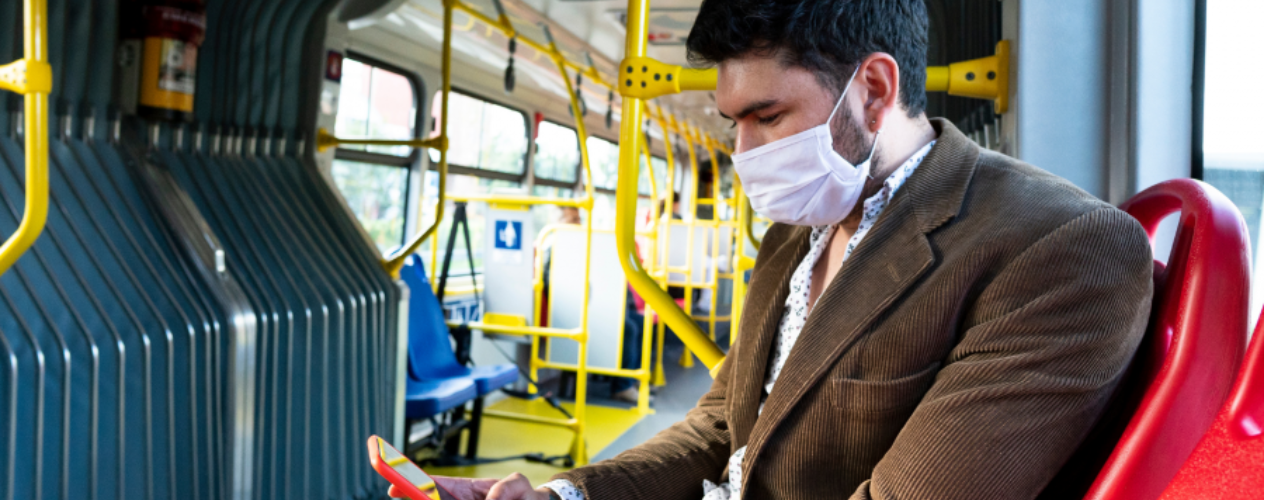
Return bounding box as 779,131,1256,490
1045,179,1250,500
1159,298,1264,498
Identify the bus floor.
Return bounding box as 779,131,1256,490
429,323,730,485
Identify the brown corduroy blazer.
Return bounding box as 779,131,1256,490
556,120,1154,500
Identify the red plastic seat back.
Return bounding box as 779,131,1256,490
1075,179,1250,500
1159,302,1264,498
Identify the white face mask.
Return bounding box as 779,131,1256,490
732,68,880,226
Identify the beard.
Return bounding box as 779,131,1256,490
829,103,886,219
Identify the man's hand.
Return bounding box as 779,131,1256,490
387,473,555,500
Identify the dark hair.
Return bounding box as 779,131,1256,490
687,0,929,118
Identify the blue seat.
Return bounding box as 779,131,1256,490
402,254,518,396
405,377,479,419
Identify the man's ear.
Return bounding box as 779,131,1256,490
858,53,901,133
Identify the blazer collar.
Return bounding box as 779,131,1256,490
728,224,812,452
738,119,980,485
908,119,979,233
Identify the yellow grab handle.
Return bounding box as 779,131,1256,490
0,0,51,277
384,1,455,278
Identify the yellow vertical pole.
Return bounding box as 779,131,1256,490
649,107,677,383
679,122,701,368
0,0,50,277
701,131,721,349
423,0,455,285
551,48,595,465
731,177,749,341
635,138,657,413
616,0,724,375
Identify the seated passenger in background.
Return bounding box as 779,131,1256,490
543,207,648,403
393,0,1154,499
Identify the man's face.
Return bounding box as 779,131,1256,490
716,52,869,163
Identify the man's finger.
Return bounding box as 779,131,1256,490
433,475,499,500
485,473,535,500
387,485,406,498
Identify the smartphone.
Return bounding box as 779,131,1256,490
367,435,457,500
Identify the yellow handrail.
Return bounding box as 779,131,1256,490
698,128,726,366
314,131,446,154
448,0,617,92
382,0,455,278
616,0,725,376
447,193,588,208
548,36,597,461
0,0,51,277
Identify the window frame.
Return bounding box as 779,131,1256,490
532,119,583,188
1191,0,1207,181
429,87,533,181
333,51,426,249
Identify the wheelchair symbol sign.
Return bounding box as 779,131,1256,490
494,221,522,250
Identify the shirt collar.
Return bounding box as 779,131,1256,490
869,140,936,209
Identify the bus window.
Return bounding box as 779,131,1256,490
591,192,618,231
640,155,669,197
332,159,410,252
534,121,581,185
334,58,418,157
430,91,529,175
331,57,420,252
1199,0,1264,322
585,136,621,191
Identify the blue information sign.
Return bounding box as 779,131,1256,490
494,220,523,250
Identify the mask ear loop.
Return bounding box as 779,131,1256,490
864,129,883,180
827,66,882,180
826,66,863,126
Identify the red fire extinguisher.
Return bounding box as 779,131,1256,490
137,0,206,122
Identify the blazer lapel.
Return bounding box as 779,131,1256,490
740,119,980,484
728,225,812,452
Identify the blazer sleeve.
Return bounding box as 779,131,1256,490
849,207,1154,500
550,344,734,500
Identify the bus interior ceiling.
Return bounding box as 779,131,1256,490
1,0,1262,499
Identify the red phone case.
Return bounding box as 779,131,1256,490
367,435,455,500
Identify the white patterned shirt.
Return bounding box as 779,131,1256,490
544,141,935,500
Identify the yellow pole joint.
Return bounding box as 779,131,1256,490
0,58,52,95
924,40,1010,113
617,56,717,100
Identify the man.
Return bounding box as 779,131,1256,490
394,1,1153,499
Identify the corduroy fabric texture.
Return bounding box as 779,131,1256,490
554,120,1154,500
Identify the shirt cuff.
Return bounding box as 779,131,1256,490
542,479,585,500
